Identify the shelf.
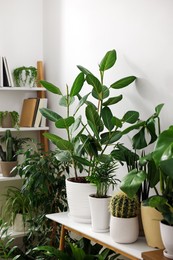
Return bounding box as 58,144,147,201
0,174,22,182
0,87,46,91
0,127,49,132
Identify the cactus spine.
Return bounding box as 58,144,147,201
109,192,139,218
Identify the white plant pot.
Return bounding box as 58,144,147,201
13,213,28,232
89,195,110,233
66,178,96,223
110,215,139,243
160,221,173,259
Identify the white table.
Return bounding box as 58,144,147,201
46,212,157,260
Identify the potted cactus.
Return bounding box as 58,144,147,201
0,130,30,177
109,192,139,243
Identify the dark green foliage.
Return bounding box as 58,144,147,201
13,66,37,87
109,192,139,218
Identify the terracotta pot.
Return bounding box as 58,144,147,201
66,178,96,223
141,204,164,249
89,195,110,232
0,161,17,177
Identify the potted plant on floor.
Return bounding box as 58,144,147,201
40,49,138,223
0,111,19,128
0,130,30,177
143,125,173,258
2,187,32,232
109,192,139,243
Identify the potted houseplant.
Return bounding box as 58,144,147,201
0,111,19,128
2,187,32,232
117,103,164,248
13,66,37,87
109,192,139,243
40,49,138,222
143,125,173,258
0,130,30,177
87,156,119,232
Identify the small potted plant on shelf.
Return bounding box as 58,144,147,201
39,49,139,223
0,130,30,177
0,111,19,128
143,125,173,258
13,66,37,87
109,192,139,243
87,156,119,232
2,187,32,232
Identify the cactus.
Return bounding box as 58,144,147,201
109,192,139,218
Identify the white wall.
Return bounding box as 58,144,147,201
43,0,173,138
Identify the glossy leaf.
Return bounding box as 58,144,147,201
40,80,62,95
86,74,102,95
55,117,75,129
122,111,139,124
155,103,164,116
101,107,114,131
111,76,136,89
43,133,73,151
132,127,147,149
69,116,81,134
102,95,122,106
77,65,92,76
70,72,85,97
100,131,122,144
86,105,104,136
111,116,122,128
99,49,117,72
40,108,62,122
120,169,147,198
92,85,109,100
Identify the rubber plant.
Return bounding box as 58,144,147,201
39,49,140,182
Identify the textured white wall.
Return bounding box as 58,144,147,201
43,0,173,137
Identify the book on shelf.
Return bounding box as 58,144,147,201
20,98,39,127
0,57,3,87
1,57,14,87
34,98,48,127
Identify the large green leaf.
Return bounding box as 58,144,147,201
55,117,75,129
43,132,73,151
155,103,164,116
101,107,114,131
85,105,104,135
100,131,122,144
92,85,109,100
80,134,100,157
160,158,173,179
102,95,122,106
73,155,92,166
122,111,139,124
70,72,85,97
69,116,81,135
146,118,157,145
77,65,92,76
86,74,102,96
111,76,136,89
99,49,117,72
40,108,62,122
40,80,62,95
120,169,147,198
132,127,147,149
153,126,173,165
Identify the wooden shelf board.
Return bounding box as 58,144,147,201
0,87,46,91
0,127,49,132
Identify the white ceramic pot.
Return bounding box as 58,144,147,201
89,195,110,233
160,221,173,259
110,215,139,243
66,178,96,223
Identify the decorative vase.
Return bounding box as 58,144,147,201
66,178,96,223
89,195,110,232
160,221,173,259
141,204,164,249
0,161,17,177
110,215,139,243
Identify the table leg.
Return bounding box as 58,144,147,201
59,225,66,250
